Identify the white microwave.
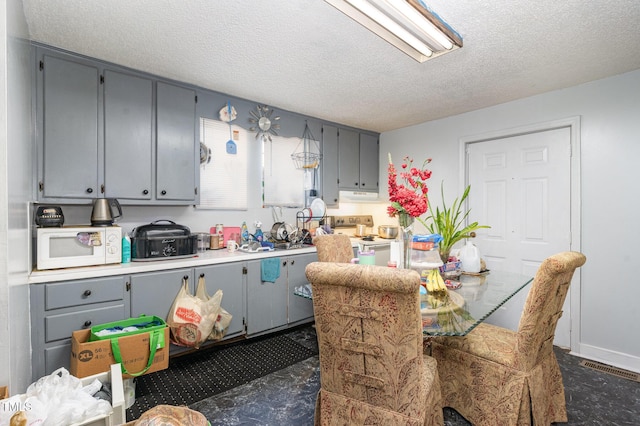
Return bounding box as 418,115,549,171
36,226,122,270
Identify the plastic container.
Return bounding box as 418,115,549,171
241,222,249,245
121,234,131,264
254,221,263,242
459,241,481,273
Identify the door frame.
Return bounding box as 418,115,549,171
458,116,582,351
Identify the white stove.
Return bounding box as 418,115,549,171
327,215,394,265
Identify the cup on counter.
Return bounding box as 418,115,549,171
350,250,375,265
227,240,240,252
209,234,220,250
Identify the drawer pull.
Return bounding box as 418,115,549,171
83,320,92,328
83,290,92,297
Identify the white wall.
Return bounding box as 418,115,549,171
380,69,640,372
0,0,10,392
3,0,33,392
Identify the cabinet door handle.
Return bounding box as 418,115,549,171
83,290,92,297
143,189,149,195
86,187,93,194
354,182,359,186
361,183,365,187
83,320,92,328
282,261,287,267
290,260,295,266
161,190,167,196
200,273,205,278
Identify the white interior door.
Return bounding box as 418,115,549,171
467,127,572,346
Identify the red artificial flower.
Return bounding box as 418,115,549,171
387,153,432,218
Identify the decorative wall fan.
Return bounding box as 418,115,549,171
249,104,280,142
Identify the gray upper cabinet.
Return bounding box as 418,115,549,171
36,46,198,205
337,128,379,192
338,128,360,191
156,82,198,202
358,133,379,191
40,54,101,199
104,70,153,199
321,125,340,207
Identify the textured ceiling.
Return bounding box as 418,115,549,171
21,0,640,133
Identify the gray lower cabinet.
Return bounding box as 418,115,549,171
246,259,288,335
129,268,194,321
30,276,128,380
287,253,317,324
30,253,315,380
194,262,246,339
246,253,316,336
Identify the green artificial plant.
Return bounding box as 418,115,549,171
418,183,490,263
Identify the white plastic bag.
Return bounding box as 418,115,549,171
0,368,112,426
195,281,233,341
167,275,220,348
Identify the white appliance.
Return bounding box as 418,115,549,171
327,214,391,267
36,225,122,270
338,190,380,203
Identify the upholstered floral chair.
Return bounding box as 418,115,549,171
430,251,586,426
313,234,354,263
306,262,444,425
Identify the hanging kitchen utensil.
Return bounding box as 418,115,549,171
291,121,321,170
219,101,237,155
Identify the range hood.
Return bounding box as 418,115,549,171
338,190,380,203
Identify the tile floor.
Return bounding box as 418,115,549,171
186,325,639,425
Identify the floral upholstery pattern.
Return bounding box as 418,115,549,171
430,251,586,426
306,262,444,425
313,234,354,263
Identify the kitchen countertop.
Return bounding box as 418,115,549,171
29,236,395,284
29,245,319,284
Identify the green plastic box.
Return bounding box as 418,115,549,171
89,315,166,342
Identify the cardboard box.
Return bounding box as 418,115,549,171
70,327,169,379
75,363,126,426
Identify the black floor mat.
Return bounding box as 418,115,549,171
126,333,318,421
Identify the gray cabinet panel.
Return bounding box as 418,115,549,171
104,70,153,199
45,303,126,342
246,259,288,335
44,342,71,376
195,263,246,338
45,276,125,310
338,128,360,190
359,133,379,191
42,55,100,198
130,268,194,320
322,125,340,207
287,253,316,324
156,82,197,201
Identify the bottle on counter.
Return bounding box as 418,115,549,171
241,221,249,245
254,221,263,243
121,234,131,263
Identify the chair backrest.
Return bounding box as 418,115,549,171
515,251,586,369
313,234,354,263
305,262,428,418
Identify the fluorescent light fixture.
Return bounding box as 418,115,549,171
325,0,462,62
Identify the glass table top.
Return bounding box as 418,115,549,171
294,270,533,337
